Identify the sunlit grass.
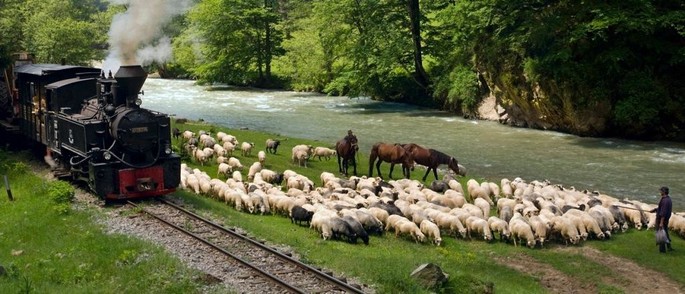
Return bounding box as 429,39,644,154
0,151,213,294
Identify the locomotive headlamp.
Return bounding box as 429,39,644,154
135,98,143,106
103,151,112,160
165,147,172,155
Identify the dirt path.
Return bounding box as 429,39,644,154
495,247,684,294
558,247,683,294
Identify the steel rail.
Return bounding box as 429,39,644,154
127,200,305,294
159,198,365,294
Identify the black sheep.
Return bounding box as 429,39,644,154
265,139,280,154
172,127,181,140
343,215,370,245
290,205,314,226
329,217,357,243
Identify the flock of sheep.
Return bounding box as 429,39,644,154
177,130,685,248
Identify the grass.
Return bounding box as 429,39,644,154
0,151,220,294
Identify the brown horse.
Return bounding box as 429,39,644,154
336,135,358,176
369,142,414,179
401,143,464,181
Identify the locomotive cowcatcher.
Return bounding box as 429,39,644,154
4,63,180,200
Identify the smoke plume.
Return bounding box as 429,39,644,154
102,0,193,73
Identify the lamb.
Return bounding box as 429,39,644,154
257,150,266,164
265,139,280,154
312,146,336,161
241,142,255,157
290,205,314,226
487,216,510,241
420,220,442,246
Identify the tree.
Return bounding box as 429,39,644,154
185,0,284,86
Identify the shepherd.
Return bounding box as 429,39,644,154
336,130,358,176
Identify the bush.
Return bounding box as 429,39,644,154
47,180,75,204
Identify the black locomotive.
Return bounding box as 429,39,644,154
1,62,180,200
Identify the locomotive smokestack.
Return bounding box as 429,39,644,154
114,65,147,102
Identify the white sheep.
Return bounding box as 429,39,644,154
232,171,243,182
247,162,262,181
257,150,266,164
474,197,491,218
222,142,235,156
487,216,510,241
465,216,493,241
217,163,232,178
313,146,336,161
509,216,536,248
396,220,426,243
227,157,243,171
419,220,442,246
241,142,255,157
292,149,309,168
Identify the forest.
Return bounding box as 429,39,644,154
1,0,683,141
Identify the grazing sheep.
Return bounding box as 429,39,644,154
488,216,510,241
343,215,369,245
354,209,384,235
227,157,243,171
222,142,235,156
292,149,309,167
290,205,314,226
528,215,549,246
259,169,284,185
420,220,442,246
465,216,493,241
241,142,255,157
217,163,232,178
257,151,266,164
193,148,208,166
247,162,262,181
313,146,336,161
474,197,491,218
231,171,243,183
509,216,536,248
396,220,426,243
265,139,281,154
549,216,581,245
329,216,357,243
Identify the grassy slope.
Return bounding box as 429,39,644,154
173,120,685,293
0,153,215,293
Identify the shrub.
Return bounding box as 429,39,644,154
47,180,75,204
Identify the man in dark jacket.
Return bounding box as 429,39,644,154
651,186,673,253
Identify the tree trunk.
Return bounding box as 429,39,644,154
407,0,429,89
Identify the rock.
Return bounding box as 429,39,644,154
410,263,448,290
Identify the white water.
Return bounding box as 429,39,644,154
142,78,685,210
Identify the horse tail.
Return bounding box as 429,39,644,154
368,143,379,176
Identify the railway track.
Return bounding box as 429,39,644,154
127,199,366,294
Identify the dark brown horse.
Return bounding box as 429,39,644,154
401,143,464,181
336,135,358,176
369,142,414,179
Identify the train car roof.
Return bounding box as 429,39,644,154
14,63,101,76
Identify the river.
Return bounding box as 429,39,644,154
142,78,685,211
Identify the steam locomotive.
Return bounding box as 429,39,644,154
1,61,180,200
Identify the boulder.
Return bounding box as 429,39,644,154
410,263,448,290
